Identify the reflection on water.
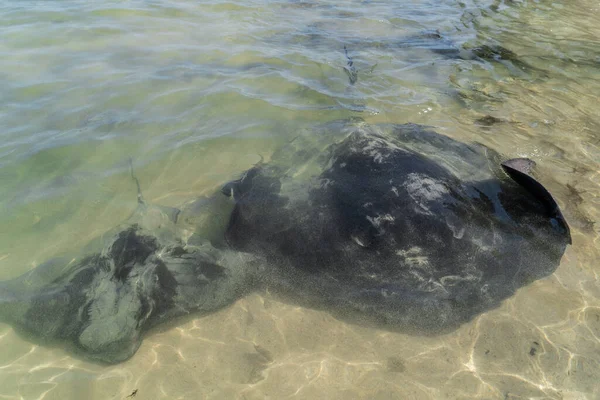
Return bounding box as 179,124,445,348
0,0,598,398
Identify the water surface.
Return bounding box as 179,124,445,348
0,0,599,399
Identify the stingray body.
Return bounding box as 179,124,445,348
0,120,570,363
0,176,257,363
223,121,570,333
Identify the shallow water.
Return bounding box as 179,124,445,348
0,0,599,398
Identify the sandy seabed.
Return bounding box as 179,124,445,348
1,238,598,400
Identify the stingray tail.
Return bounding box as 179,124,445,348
129,157,145,206
127,158,180,225
343,45,358,85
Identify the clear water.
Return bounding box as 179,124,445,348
0,0,599,398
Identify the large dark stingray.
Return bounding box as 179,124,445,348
0,120,570,364
222,120,570,333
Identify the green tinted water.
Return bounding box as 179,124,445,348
0,0,598,398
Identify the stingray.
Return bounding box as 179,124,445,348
0,165,260,363
222,120,570,333
0,120,570,363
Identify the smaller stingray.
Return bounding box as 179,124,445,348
0,166,258,363
223,120,571,333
